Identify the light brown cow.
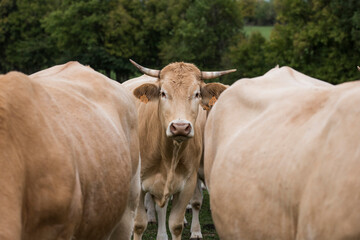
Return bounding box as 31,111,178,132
123,60,234,240
205,66,360,239
0,62,140,240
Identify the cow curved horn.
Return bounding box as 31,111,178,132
201,69,237,80
129,59,160,78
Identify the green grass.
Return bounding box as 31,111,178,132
142,190,219,239
244,25,273,40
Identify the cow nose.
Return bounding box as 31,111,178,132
170,122,192,136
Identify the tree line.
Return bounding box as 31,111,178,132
0,0,359,84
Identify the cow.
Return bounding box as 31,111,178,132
205,65,360,239
0,62,140,240
123,59,235,240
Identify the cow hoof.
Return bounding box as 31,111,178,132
156,233,168,240
186,203,192,211
190,232,203,240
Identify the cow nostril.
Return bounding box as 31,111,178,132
185,124,191,134
170,123,177,133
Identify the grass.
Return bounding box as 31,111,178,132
244,25,273,40
142,190,219,239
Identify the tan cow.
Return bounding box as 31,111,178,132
0,62,140,240
205,66,360,239
123,60,234,240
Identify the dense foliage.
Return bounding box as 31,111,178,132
0,0,359,84
268,0,360,83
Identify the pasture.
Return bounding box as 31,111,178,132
244,25,273,39
143,190,219,239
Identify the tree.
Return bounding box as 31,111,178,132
0,0,59,73
224,32,273,84
159,0,243,71
268,0,360,83
253,0,275,25
241,0,276,26
0,0,17,73
42,0,112,75
239,0,256,22
104,0,181,80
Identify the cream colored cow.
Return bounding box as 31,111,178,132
123,60,234,240
205,65,360,239
0,62,140,240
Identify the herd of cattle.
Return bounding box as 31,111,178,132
0,60,359,240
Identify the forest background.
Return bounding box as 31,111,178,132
1,0,359,84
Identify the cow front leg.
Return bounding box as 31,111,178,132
190,177,203,240
133,190,147,240
155,199,169,240
145,192,157,224
168,173,197,240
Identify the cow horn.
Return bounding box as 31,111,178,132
129,59,160,78
201,69,237,80
358,66,360,71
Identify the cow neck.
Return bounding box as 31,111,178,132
159,139,186,207
158,132,188,207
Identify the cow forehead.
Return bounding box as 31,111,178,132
160,62,202,94
161,62,201,78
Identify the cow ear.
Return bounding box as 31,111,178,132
133,83,160,103
200,83,228,110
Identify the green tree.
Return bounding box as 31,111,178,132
239,0,256,22
159,0,243,70
241,0,276,26
224,32,273,84
141,0,192,67
42,0,113,75
104,0,190,79
253,0,275,25
0,0,59,74
0,0,16,73
104,0,145,81
268,0,360,83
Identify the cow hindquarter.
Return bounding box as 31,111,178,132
0,65,140,240
0,136,25,239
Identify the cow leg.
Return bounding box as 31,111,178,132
155,199,169,240
109,207,134,240
145,192,157,224
133,190,147,240
184,215,188,225
190,177,203,240
168,173,197,240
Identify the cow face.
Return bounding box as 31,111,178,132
131,60,234,142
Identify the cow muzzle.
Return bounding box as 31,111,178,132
166,120,194,141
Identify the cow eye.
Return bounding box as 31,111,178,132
195,92,201,98
160,91,166,98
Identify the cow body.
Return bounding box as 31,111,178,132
205,66,360,240
124,74,205,240
124,60,232,240
0,62,140,240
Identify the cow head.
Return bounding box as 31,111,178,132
131,59,235,142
